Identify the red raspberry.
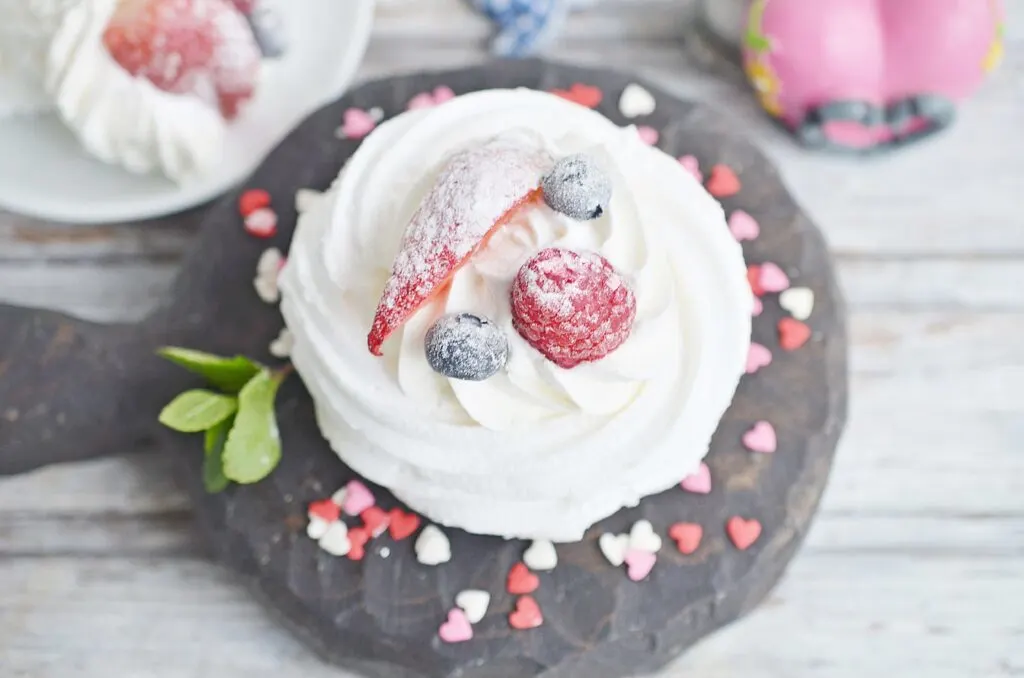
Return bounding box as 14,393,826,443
511,248,636,369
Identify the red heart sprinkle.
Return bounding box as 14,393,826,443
551,83,603,108
244,207,278,238
360,506,390,538
705,164,741,198
347,527,370,561
308,499,339,523
668,523,703,555
239,188,271,217
506,562,540,595
388,508,421,541
778,317,811,351
726,516,762,551
509,595,543,630
747,265,765,297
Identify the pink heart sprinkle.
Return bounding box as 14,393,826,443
342,480,375,516
680,462,712,494
759,262,790,293
679,155,702,182
244,208,277,238
407,86,456,110
637,126,659,145
745,342,772,374
728,210,760,241
742,420,777,453
752,296,763,316
340,108,376,139
432,85,456,104
624,548,657,581
438,608,473,643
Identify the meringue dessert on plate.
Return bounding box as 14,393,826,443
279,88,753,543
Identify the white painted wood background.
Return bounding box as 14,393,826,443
2,1,1023,676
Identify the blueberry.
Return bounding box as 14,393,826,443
424,313,509,381
541,153,612,221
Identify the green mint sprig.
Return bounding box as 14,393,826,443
157,347,292,493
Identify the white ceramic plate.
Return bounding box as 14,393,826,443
0,0,375,224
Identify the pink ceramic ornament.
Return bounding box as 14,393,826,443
740,0,1005,152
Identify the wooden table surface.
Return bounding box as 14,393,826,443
2,2,1022,676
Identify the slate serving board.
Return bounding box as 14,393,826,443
0,60,848,678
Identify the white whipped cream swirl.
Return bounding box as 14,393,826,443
280,89,752,542
45,0,224,182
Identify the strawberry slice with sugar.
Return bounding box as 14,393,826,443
368,136,552,355
103,0,262,119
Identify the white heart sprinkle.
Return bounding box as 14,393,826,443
295,188,322,213
318,521,350,556
244,207,278,236
455,589,491,624
257,247,283,275
619,83,656,118
523,539,558,571
780,287,815,320
415,524,451,566
306,516,330,540
628,520,662,554
599,533,630,567
330,486,348,505
368,106,385,122
253,274,280,303
269,328,294,358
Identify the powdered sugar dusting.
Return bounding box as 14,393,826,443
368,135,553,354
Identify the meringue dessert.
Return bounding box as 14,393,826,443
279,89,752,543
0,0,282,182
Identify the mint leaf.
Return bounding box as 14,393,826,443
158,390,238,433
158,347,263,393
745,32,771,52
222,370,283,484
203,417,232,493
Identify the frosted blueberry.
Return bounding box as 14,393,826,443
541,153,612,221
424,314,509,381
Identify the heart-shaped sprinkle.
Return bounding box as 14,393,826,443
728,210,760,241
244,207,278,238
306,515,330,540
415,525,451,566
747,265,765,296
628,520,662,553
599,533,629,567
455,589,491,624
388,508,421,541
550,83,603,108
752,296,764,317
239,188,271,217
509,595,543,630
759,262,791,293
367,106,385,122
507,562,540,595
743,420,778,453
726,516,763,550
342,480,375,516
269,327,294,358
318,521,350,557
308,498,340,523
779,317,812,351
636,125,659,146
619,83,656,118
347,526,370,561
780,287,815,320
680,462,712,494
330,485,348,505
705,164,741,198
407,85,456,110
746,343,773,374
360,506,390,538
679,155,703,182
257,247,282,275
295,187,322,213
624,548,657,581
523,539,558,571
254,273,279,304
338,108,377,139
668,522,703,555
438,608,473,643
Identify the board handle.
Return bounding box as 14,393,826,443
0,304,175,476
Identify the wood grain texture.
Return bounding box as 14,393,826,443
1,1,1023,677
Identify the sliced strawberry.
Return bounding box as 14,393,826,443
102,0,261,120
367,137,552,355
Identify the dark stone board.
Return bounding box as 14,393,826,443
0,60,848,678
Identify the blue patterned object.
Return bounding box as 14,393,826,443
469,0,598,58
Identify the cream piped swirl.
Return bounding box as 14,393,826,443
280,89,752,542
